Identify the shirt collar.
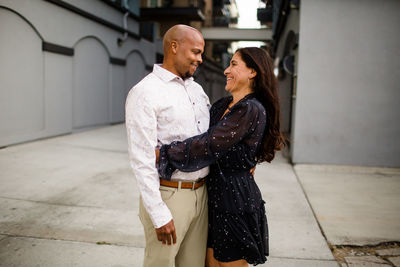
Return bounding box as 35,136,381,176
152,64,194,84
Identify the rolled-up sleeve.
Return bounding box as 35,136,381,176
125,86,172,228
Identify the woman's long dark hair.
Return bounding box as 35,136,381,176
236,47,286,163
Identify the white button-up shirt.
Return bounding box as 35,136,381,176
125,64,210,228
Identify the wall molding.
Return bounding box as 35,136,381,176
44,0,141,40
42,41,74,56
0,6,44,41
110,57,126,66
42,42,137,69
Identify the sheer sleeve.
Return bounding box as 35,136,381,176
158,100,263,179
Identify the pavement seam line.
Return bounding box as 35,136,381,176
58,143,127,154
0,233,145,249
291,164,332,248
0,196,104,209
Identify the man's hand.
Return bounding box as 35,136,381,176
155,219,177,245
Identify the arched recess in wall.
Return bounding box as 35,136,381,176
72,36,110,129
125,50,147,95
0,7,44,146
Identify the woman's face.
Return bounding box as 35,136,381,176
224,52,255,93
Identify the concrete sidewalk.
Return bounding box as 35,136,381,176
1,124,397,266
295,164,400,247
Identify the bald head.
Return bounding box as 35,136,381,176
163,24,203,55
161,24,205,79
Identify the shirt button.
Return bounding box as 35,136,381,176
193,102,195,105
198,121,200,124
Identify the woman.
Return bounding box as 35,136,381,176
157,47,285,266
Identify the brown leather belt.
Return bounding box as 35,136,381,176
160,178,206,190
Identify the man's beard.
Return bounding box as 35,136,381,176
182,71,192,79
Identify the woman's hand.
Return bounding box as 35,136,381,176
250,166,256,175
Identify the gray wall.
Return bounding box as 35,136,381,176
292,0,400,167
0,0,155,147
274,8,299,134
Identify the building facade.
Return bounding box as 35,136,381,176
0,0,232,147
263,0,400,167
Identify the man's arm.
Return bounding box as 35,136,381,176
156,148,254,176
125,87,176,245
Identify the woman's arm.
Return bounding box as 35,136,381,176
158,101,264,179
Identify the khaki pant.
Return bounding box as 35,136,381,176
139,184,208,267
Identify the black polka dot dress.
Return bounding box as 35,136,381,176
158,93,269,265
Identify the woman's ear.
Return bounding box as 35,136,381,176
249,69,257,79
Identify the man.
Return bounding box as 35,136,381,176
125,25,210,267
